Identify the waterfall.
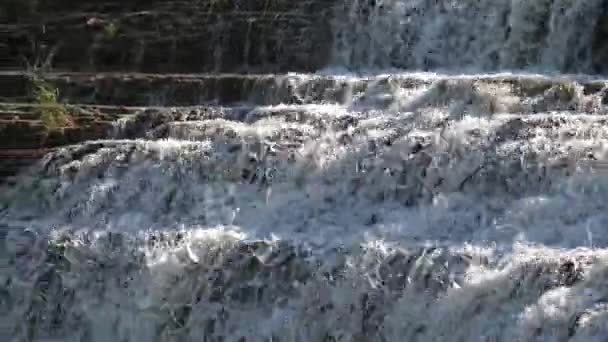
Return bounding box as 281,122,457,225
3,1,608,341
331,0,606,73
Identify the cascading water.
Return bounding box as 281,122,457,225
331,0,607,73
4,2,608,342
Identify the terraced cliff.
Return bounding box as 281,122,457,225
4,1,608,341
1,0,335,73
0,0,336,183
4,0,608,183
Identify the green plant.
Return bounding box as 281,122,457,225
104,22,119,40
32,78,71,129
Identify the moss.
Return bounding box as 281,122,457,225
103,22,119,40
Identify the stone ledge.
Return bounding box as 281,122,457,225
2,72,607,107
2,0,336,73
0,105,119,183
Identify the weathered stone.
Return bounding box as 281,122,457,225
0,149,51,184
0,111,114,183
2,0,336,73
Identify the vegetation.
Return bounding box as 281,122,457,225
104,22,120,40
31,78,72,129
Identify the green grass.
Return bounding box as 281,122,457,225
32,78,72,129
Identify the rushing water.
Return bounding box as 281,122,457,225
331,0,607,73
4,2,608,342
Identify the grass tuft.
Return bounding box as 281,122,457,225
32,78,72,129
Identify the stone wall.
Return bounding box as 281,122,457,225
1,0,336,73
0,0,337,184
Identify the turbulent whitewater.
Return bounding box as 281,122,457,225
4,1,608,342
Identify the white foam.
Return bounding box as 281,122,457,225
4,73,608,340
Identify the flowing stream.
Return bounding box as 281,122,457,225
3,1,608,341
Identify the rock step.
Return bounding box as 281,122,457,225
0,102,142,121
0,100,127,183
2,0,336,73
7,106,608,204
4,0,336,20
0,119,114,148
0,120,114,183
2,72,608,110
4,103,608,185
0,149,52,176
0,72,365,105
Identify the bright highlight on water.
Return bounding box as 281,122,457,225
3,1,608,341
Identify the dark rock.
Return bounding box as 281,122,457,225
2,0,337,73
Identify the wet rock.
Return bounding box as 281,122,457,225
377,248,470,294
558,260,584,286
114,109,176,139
